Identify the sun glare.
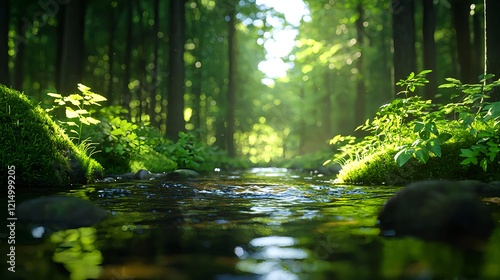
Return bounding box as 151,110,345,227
254,0,310,82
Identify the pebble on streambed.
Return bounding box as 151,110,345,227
377,180,500,251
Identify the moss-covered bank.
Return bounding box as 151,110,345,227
0,84,103,187
336,133,500,185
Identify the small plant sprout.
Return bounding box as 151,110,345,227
46,83,107,144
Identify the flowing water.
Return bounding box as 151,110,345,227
2,167,500,280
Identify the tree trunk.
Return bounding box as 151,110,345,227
166,0,186,141
150,0,160,127
107,6,117,105
226,7,236,157
0,0,9,86
55,4,66,92
452,0,475,83
13,18,24,90
486,0,500,100
471,4,482,80
136,1,146,120
422,0,437,101
192,10,204,131
122,0,133,110
392,0,416,95
354,2,366,129
58,0,87,94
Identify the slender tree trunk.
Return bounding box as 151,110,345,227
166,0,186,141
379,20,392,103
13,18,24,90
392,0,416,95
422,0,437,100
226,7,236,157
192,10,204,131
486,0,500,100
452,0,475,83
150,0,160,127
136,1,146,120
0,0,9,86
122,0,133,110
107,8,117,105
354,2,366,129
55,5,66,92
58,0,87,94
472,4,482,80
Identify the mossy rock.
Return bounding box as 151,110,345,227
337,135,500,185
0,84,103,187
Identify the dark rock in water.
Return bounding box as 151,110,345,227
377,180,495,250
17,196,108,229
135,169,152,180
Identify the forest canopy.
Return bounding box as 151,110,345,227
1,0,499,166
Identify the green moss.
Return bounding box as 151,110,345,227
0,84,103,187
337,130,500,185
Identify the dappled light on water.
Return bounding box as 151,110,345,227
3,168,500,279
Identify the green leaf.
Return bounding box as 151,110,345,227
415,149,429,163
78,83,91,92
47,93,62,98
413,122,424,132
419,130,431,140
110,128,124,136
444,77,462,84
88,93,107,103
75,109,89,115
426,122,439,136
438,83,457,89
460,148,476,157
460,157,477,165
428,141,442,157
86,117,100,125
67,93,83,101
394,149,412,167
65,108,79,118
437,133,452,143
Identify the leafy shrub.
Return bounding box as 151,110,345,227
45,85,241,174
326,71,500,173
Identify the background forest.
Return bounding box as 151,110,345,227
1,0,500,171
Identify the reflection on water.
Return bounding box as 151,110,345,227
1,167,500,279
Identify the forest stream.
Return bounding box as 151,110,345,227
2,167,500,280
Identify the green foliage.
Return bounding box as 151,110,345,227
328,71,500,179
82,105,231,173
438,74,500,171
155,131,230,172
327,70,452,167
46,84,107,145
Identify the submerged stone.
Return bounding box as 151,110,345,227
377,180,496,250
18,196,108,229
